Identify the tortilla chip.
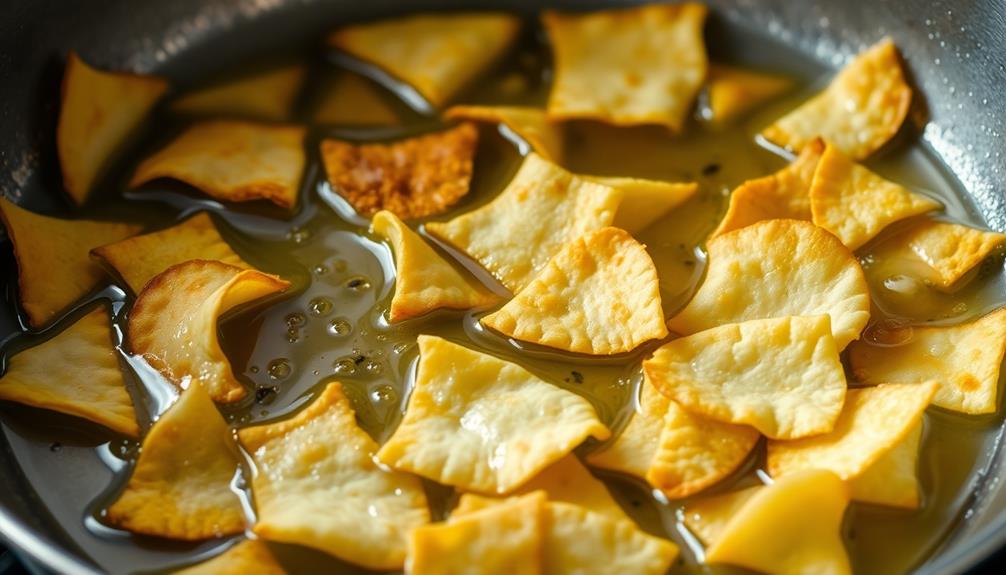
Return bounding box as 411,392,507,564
850,421,924,509
446,105,564,161
680,485,761,545
481,227,667,355
313,71,400,126
174,540,286,575
667,219,871,350
426,153,622,293
92,212,250,294
171,65,306,121
376,335,610,494
238,382,429,570
895,220,1006,289
105,382,245,539
586,378,671,479
130,120,306,209
0,307,138,437
0,198,141,329
542,3,708,131
127,260,290,403
588,177,698,234
705,64,793,126
646,315,846,439
58,52,168,205
320,123,477,220
761,39,911,160
848,308,1006,414
329,13,521,108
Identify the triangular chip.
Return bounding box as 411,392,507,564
850,421,924,509
588,177,698,233
0,198,141,329
171,65,306,121
313,70,400,126
587,378,671,480
427,153,622,293
130,120,306,209
0,307,138,437
376,335,610,494
174,540,286,575
238,382,429,570
58,52,168,205
761,39,911,160
848,308,1006,414
446,105,564,161
705,64,793,126
646,315,847,439
104,382,245,539
482,227,667,355
91,212,250,294
321,123,477,220
680,485,761,545
668,219,871,350
127,260,290,403
894,220,1006,289
329,13,521,108
542,3,708,131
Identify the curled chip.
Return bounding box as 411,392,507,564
376,335,610,494
895,220,1006,289
426,153,622,293
105,382,245,540
587,177,697,234
0,307,138,437
542,3,708,131
313,71,400,126
680,485,761,545
238,382,430,570
848,308,1006,414
91,212,250,294
482,227,667,355
329,13,521,108
58,52,168,205
130,120,306,209
668,219,871,350
446,105,564,161
761,39,911,160
646,315,847,440
321,123,478,220
0,198,140,329
587,378,673,480
810,143,941,250
171,65,306,121
174,540,286,575
705,64,793,126
128,260,290,403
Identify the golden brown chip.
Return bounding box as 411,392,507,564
850,421,923,509
446,105,564,161
320,123,477,220
128,260,290,403
174,540,286,575
312,70,400,126
705,64,793,126
894,220,1006,289
171,65,306,121
586,378,672,480
680,485,761,545
542,3,708,131
587,177,697,233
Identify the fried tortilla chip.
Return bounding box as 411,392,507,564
668,219,871,350
238,382,429,570
646,315,846,439
128,260,290,403
705,64,793,126
761,39,911,160
588,177,698,234
174,540,286,575
320,123,477,220
58,52,168,205
377,335,609,494
848,308,1006,414
542,3,708,131
587,378,671,479
0,198,140,329
329,13,521,108
0,307,138,437
680,485,761,545
482,227,667,355
446,105,564,161
895,220,1006,289
130,120,306,209
313,71,400,126
171,65,306,121
105,382,245,539
850,421,924,509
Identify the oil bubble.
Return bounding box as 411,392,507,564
345,276,371,291
286,227,311,244
308,297,334,317
328,318,352,336
364,360,383,376
371,384,398,404
313,265,329,276
333,358,357,375
285,312,307,328
267,358,292,380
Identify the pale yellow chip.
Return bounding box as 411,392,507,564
680,485,761,546
587,177,698,234
848,308,1006,414
174,540,286,575
130,120,306,209
705,64,793,126
668,219,871,350
587,378,671,480
426,153,622,293
238,382,429,570
646,315,847,439
313,70,400,126
446,105,564,161
128,260,290,403
92,212,250,294
0,307,138,437
895,220,1006,289
105,382,245,540
329,13,521,108
0,198,141,329
481,227,667,355
542,3,708,131
850,421,923,509
58,52,168,205
761,39,911,160
376,335,610,494
171,65,306,121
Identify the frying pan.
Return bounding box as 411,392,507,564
0,0,1004,573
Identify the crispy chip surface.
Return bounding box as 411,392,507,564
850,421,923,509
896,220,1006,289
586,378,671,480
238,382,429,570
543,3,708,131
588,177,698,234
706,64,793,126
680,485,761,545
446,105,564,161
761,39,911,160
171,65,306,121
481,227,667,355
376,335,610,494
174,540,286,575
130,120,306,209
313,71,400,126
128,260,290,403
668,219,871,350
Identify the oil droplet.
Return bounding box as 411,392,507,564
328,318,352,336
249,365,260,374
333,358,357,375
313,265,329,276
393,343,411,354
286,227,311,244
267,358,292,380
286,328,300,343
285,312,307,328
345,276,371,291
308,297,334,317
371,384,398,404
364,360,383,376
